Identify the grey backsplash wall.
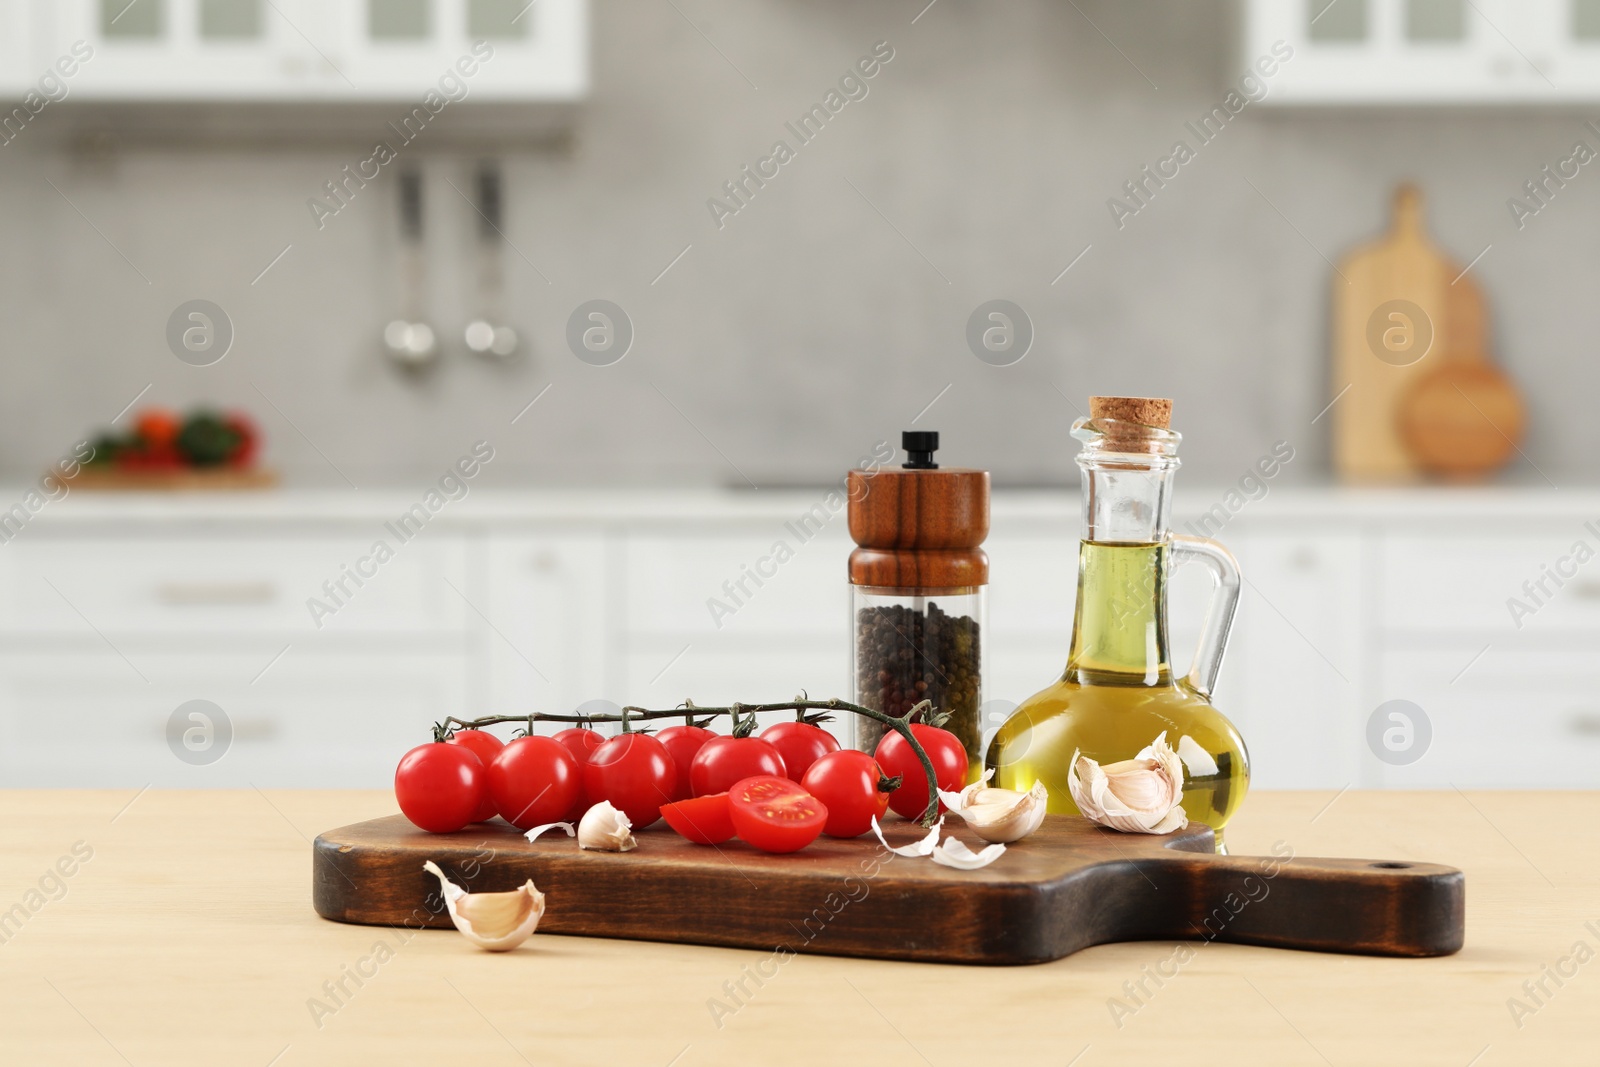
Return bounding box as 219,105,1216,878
2,0,1597,489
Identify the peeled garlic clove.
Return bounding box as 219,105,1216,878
1068,731,1188,835
423,860,545,952
930,836,1007,870
870,814,944,857
577,801,636,852
942,780,1051,843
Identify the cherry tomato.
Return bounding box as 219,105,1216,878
690,735,786,797
660,792,737,845
445,729,505,822
486,736,581,830
584,732,677,828
656,724,717,802
135,409,181,448
727,775,828,853
874,724,970,820
759,721,840,782
801,750,894,838
552,727,605,820
395,742,486,834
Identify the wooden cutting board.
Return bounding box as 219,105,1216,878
1332,185,1488,482
313,814,1464,965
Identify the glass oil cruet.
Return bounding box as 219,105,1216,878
986,396,1249,850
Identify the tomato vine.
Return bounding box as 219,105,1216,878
438,697,947,826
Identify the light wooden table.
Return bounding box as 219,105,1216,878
0,789,1591,1066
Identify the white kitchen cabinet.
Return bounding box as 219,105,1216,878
1229,531,1366,789
1247,0,1600,103
0,535,470,636
483,534,608,722
9,0,586,102
0,647,470,787
0,0,34,95
1375,647,1600,787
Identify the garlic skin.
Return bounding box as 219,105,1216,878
577,801,637,852
1067,731,1188,835
870,815,944,857
423,860,545,952
930,837,1007,870
524,822,575,843
937,776,1050,844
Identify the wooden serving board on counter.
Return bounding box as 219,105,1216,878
313,814,1464,965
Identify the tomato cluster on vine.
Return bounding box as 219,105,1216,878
393,708,969,855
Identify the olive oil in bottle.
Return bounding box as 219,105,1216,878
985,397,1250,850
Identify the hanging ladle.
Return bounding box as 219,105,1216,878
463,161,519,359
383,167,439,367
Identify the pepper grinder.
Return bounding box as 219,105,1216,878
847,431,989,780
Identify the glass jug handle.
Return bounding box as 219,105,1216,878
1169,535,1241,699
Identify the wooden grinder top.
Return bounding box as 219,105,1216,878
848,432,989,589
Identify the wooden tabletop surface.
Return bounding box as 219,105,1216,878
0,789,1591,1066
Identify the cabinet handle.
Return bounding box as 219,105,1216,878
156,581,277,606
1571,581,1600,601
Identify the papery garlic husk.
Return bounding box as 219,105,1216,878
870,814,943,857
1067,731,1188,835
423,860,545,952
577,801,636,852
937,777,1050,844
929,836,1007,870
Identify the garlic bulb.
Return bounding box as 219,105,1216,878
938,775,1050,844
423,860,545,952
577,801,636,852
1067,731,1188,835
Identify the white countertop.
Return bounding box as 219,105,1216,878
4,484,1595,530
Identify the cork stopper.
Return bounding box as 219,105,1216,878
1089,396,1172,428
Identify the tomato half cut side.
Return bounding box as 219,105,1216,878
659,793,737,845
727,775,829,854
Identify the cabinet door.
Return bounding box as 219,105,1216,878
37,0,326,101
0,1,35,95
1231,531,1366,788
0,648,470,787
1248,0,1566,103
483,535,608,721
336,0,587,100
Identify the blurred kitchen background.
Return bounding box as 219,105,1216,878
1,0,1595,792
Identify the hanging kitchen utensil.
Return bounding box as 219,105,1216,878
463,161,519,359
383,167,438,368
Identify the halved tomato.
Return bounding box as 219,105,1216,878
727,775,829,854
660,793,737,845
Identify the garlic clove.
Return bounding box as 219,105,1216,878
1068,731,1189,835
577,801,636,852
870,814,944,857
930,836,1007,870
423,860,545,952
524,822,575,843
939,779,1049,844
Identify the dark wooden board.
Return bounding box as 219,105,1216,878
313,814,1464,965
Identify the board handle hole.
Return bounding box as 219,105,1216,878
1370,862,1412,869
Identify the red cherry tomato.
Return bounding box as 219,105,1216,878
727,775,828,853
135,410,181,448
486,736,581,830
656,724,717,801
552,727,605,820
801,750,894,838
690,736,786,797
759,721,840,782
874,724,970,820
394,742,486,834
445,729,505,822
584,732,676,828
659,792,737,845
